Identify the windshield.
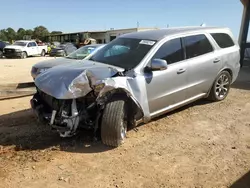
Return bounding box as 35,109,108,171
89,38,156,70
66,45,98,60
58,44,66,49
13,42,27,46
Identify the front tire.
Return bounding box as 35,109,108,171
101,100,127,147
208,71,232,102
21,51,27,59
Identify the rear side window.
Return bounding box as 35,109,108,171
153,38,184,64
211,33,235,48
183,34,213,59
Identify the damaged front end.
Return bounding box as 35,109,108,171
30,60,150,138
31,88,99,137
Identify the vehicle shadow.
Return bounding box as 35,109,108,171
230,170,250,188
140,99,211,126
0,109,112,154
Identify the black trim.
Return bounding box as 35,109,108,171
181,37,187,60
240,2,250,67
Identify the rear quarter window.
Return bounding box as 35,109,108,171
211,33,235,48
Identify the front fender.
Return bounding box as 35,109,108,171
96,76,151,123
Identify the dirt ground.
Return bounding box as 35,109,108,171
0,57,54,84
0,58,250,188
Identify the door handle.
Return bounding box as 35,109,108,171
213,58,220,63
177,68,186,74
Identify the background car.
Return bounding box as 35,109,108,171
0,41,10,58
49,42,77,57
31,44,105,79
3,40,47,58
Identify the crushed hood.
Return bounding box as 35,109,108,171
35,60,124,99
33,57,80,69
35,59,152,123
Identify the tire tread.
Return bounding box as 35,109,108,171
101,100,125,147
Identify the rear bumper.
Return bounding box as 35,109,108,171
50,51,65,57
232,62,241,83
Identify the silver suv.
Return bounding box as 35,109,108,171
31,27,240,147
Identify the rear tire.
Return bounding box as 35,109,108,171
101,100,127,147
208,71,232,102
41,50,45,56
21,51,27,59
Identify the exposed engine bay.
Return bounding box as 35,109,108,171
31,89,99,137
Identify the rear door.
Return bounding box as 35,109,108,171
145,38,188,115
182,34,221,98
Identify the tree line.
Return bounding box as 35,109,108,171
0,26,62,42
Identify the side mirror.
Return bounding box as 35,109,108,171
150,58,168,71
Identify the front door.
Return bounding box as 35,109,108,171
145,38,188,115
27,42,34,56
31,42,39,55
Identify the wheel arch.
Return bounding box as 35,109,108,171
22,51,28,57
206,68,233,98
222,68,233,78
98,88,144,124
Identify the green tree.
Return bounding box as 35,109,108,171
0,29,8,41
5,27,16,41
21,29,33,40
25,29,33,36
33,26,49,41
16,28,26,40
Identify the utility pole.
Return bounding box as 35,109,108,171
137,21,139,29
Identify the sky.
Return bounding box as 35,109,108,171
0,0,244,38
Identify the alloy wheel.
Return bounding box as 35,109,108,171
215,73,230,99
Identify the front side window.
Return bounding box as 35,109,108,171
89,38,156,70
152,38,184,64
211,33,235,48
14,41,27,46
184,34,213,59
67,45,97,59
27,43,32,47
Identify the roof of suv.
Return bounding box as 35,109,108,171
120,26,230,41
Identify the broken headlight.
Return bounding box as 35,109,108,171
38,67,50,74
